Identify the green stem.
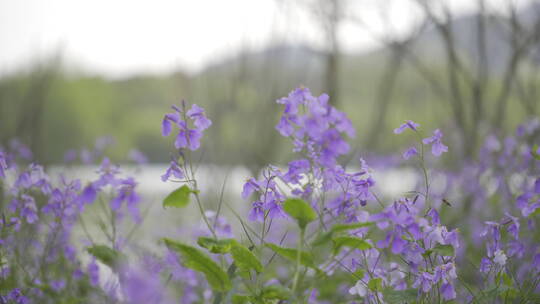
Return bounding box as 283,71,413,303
292,227,305,295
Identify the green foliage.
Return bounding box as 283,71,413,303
265,243,316,269
431,244,455,257
312,222,374,246
196,237,263,274
282,198,317,229
260,285,293,301
352,269,365,280
532,144,540,160
86,245,124,270
332,236,373,255
230,243,263,274
163,185,194,208
163,238,232,292
197,237,235,254
231,294,253,304
382,288,418,304
330,222,375,233
368,278,383,292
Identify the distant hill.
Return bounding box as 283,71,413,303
197,2,540,81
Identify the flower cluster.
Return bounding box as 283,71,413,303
162,102,212,151
0,139,146,303
0,88,538,304
161,101,212,183
244,88,374,223
276,87,354,166
395,120,448,158
242,167,286,222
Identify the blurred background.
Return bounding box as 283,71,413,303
1,0,539,171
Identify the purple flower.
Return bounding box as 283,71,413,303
277,87,311,115
120,267,173,304
507,240,524,258
110,177,141,222
276,116,294,137
241,178,261,199
403,147,418,160
516,193,532,210
533,253,540,272
187,104,212,130
162,103,211,152
441,282,456,300
264,200,285,219
504,213,520,239
394,120,420,134
413,271,434,292
422,129,448,156
248,201,265,222
79,184,97,205
283,159,310,184
427,208,440,225
95,158,120,186
162,112,180,137
522,202,540,217
6,288,29,304
88,259,100,286
535,178,540,194
129,149,148,165
51,279,66,292
444,229,459,249
20,194,38,224
14,171,32,189
275,88,354,166
391,234,407,254
434,263,457,283
175,126,202,151
161,161,184,182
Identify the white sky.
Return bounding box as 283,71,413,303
0,0,533,78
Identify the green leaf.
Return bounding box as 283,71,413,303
352,269,365,280
502,272,512,286
283,198,317,229
312,222,374,247
431,244,455,257
87,245,124,270
382,288,418,304
230,243,263,274
163,238,232,292
532,144,540,161
499,286,518,300
197,237,235,254
368,278,383,292
312,231,334,247
163,185,193,208
331,222,374,233
332,236,373,255
231,294,253,304
422,249,433,258
265,243,315,268
260,285,293,300
495,270,514,287
531,207,540,217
